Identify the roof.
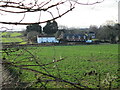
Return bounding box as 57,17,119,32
37,35,55,37
64,34,84,36
58,29,89,35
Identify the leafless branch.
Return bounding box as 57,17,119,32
1,0,105,88
72,0,104,5
2,57,66,67
0,7,75,25
2,46,89,88
0,0,104,25
19,13,26,23
0,27,13,31
17,67,89,89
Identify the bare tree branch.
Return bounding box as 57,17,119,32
72,0,104,5
2,57,66,67
0,0,104,25
19,13,26,23
16,67,89,89
0,7,75,25
1,0,105,88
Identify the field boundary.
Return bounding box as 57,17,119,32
2,42,104,49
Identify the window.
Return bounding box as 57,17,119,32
66,36,69,39
78,36,81,39
72,36,75,39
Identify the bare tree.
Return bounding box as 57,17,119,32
0,0,104,25
1,0,106,89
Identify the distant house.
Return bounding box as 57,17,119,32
87,32,96,39
55,29,96,42
63,34,85,42
37,35,59,43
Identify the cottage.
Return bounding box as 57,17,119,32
37,35,59,43
55,29,96,43
63,34,85,41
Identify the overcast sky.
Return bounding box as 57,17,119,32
0,0,118,31
57,0,118,28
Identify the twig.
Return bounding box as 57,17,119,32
18,67,89,89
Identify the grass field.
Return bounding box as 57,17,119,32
2,38,23,43
3,44,119,88
1,32,22,37
1,32,25,43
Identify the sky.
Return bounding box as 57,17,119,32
57,0,118,28
0,0,118,31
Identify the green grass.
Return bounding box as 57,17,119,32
1,32,24,43
3,44,118,88
10,32,22,37
1,32,22,37
2,38,23,42
1,32,7,36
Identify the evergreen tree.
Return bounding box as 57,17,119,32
26,24,42,33
43,20,58,35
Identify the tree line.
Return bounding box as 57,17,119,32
25,21,120,44
89,24,120,43
57,23,120,44
25,20,58,43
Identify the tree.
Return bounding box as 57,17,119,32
89,25,98,33
112,23,120,42
97,24,119,43
26,24,42,43
0,0,104,25
1,0,106,89
43,20,58,35
27,31,39,43
97,26,108,41
26,24,42,33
